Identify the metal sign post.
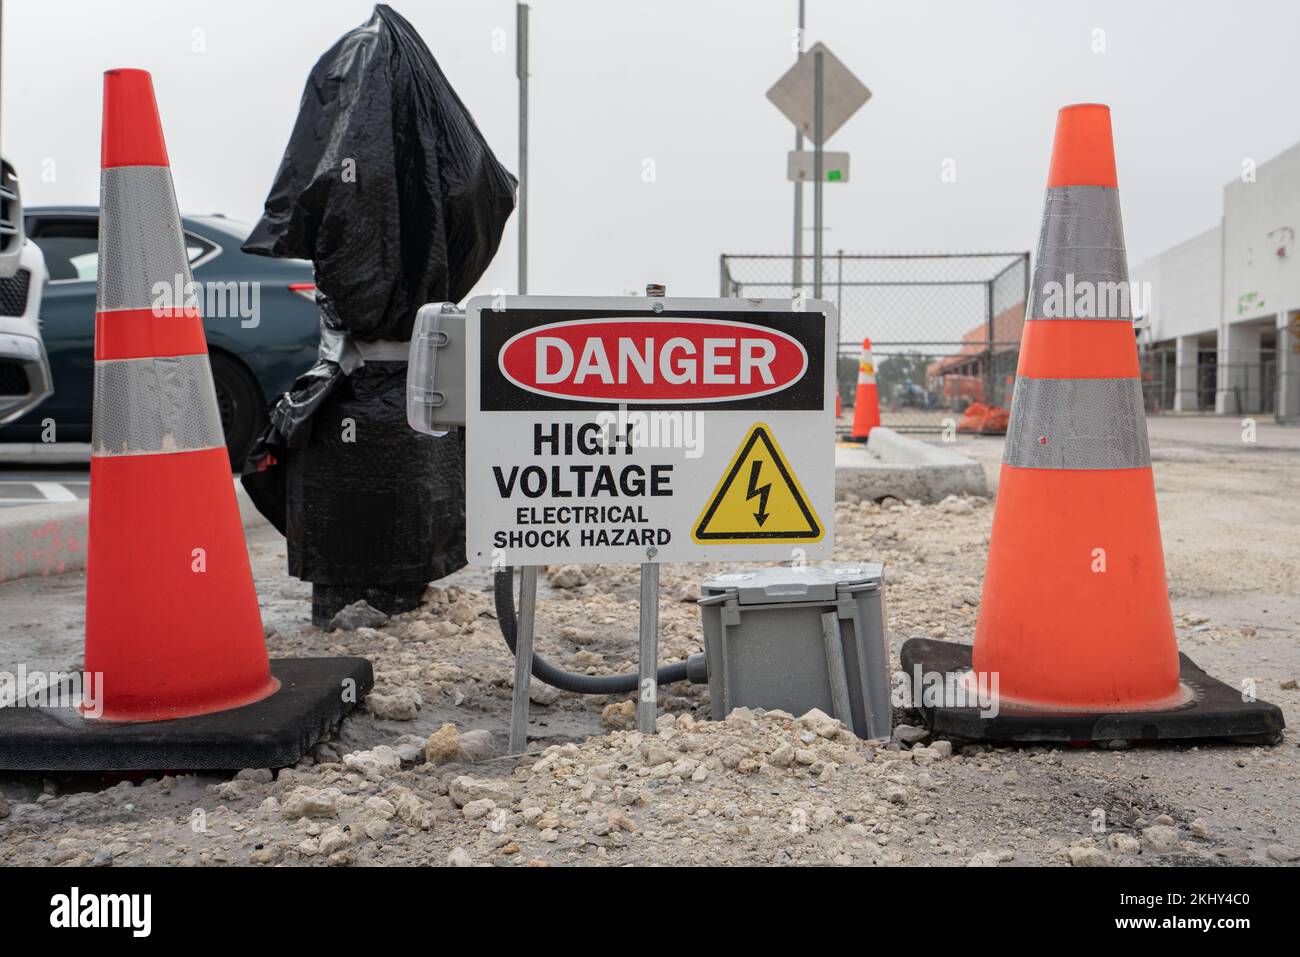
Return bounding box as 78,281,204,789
637,282,666,734
638,558,659,733
508,565,537,753
813,51,824,300
766,40,870,303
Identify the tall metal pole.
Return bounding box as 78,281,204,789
509,4,534,757
813,50,824,299
516,3,529,295
791,0,805,293
0,0,5,165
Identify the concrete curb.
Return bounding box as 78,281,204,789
835,427,988,503
0,442,93,465
0,479,266,585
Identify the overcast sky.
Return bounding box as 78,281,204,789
7,0,1300,302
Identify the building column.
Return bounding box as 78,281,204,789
1173,334,1200,412
1217,321,1263,414
1278,310,1300,421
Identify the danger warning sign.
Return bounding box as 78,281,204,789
464,296,837,565
693,424,822,543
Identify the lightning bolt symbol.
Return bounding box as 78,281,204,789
746,459,771,527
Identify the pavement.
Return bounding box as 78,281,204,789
0,471,89,509
928,414,1300,487
1,441,1296,866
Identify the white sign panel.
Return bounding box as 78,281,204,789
465,296,838,566
788,150,850,183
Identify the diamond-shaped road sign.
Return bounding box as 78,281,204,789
766,42,870,146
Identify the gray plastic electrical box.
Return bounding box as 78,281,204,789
698,564,891,740
406,302,467,434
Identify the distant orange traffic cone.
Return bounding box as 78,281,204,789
849,338,880,440
85,69,279,721
899,104,1282,744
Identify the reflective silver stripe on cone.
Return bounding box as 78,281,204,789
97,166,197,314
1028,185,1131,321
1003,376,1150,470
91,354,225,457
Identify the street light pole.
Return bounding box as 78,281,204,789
510,2,535,756
516,3,529,296
791,0,805,293
813,50,824,299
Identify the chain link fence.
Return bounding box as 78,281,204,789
720,252,1030,432
1138,347,1295,418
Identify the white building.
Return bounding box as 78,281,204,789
1132,140,1300,420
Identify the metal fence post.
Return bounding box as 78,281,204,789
836,249,844,314
984,279,995,405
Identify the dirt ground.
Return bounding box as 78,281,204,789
0,417,1296,867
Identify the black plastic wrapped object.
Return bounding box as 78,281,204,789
238,3,513,622
286,362,466,626
241,4,517,342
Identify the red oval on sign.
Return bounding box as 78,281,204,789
498,318,809,404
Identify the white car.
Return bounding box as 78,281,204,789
0,157,52,426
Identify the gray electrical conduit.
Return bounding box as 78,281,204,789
494,567,706,694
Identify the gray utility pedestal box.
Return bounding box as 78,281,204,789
698,565,890,740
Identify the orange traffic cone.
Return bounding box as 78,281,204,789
900,104,1282,744
85,68,279,720
0,70,369,770
974,103,1178,711
849,338,880,440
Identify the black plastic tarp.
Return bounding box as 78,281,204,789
243,3,517,342
239,4,513,609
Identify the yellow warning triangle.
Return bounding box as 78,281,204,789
693,423,823,543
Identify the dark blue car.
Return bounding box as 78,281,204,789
8,206,321,465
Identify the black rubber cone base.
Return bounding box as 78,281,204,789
0,657,373,771
900,639,1284,745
